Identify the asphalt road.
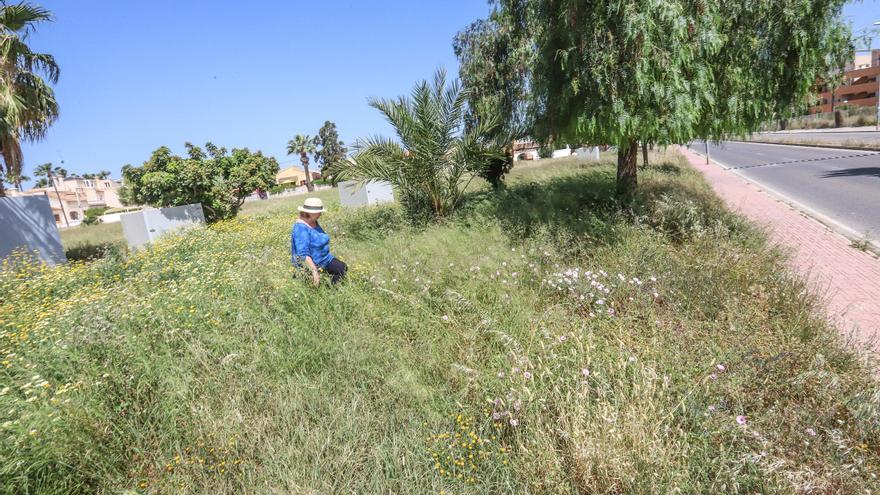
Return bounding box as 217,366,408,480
692,141,880,241
750,130,880,147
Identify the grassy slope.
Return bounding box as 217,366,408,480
2,152,879,494
59,190,338,260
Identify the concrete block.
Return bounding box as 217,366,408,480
338,180,394,207
120,203,205,250
552,147,573,158
576,147,601,161
0,195,66,265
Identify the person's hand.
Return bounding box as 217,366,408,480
312,271,321,286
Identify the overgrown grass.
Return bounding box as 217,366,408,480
2,152,878,494
59,190,338,261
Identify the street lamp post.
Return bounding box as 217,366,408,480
48,170,69,228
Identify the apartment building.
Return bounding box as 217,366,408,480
812,49,880,114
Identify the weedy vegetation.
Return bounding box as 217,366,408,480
2,152,879,494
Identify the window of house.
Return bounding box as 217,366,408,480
69,211,79,220
54,214,60,222
104,181,111,188
84,180,94,188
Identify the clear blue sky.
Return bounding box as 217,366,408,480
18,0,880,185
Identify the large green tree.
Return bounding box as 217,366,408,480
121,142,279,223
0,2,59,196
453,5,532,133
454,7,531,189
487,0,851,195
313,121,347,185
286,134,317,192
340,69,510,222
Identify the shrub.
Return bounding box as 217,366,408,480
81,207,109,226
64,241,124,261
340,69,510,223
538,145,552,158
121,142,279,223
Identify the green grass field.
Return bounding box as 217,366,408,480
3,152,879,494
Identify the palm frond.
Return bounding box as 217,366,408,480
0,3,52,34
351,68,516,219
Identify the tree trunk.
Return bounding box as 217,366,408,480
642,142,649,167
616,139,638,196
0,179,5,197
301,154,314,192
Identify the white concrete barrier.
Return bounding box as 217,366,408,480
576,147,601,161
338,180,394,207
552,147,574,158
120,203,205,250
0,195,66,265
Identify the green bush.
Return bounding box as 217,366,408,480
538,145,553,158
81,207,109,226
340,70,510,222
64,241,124,261
121,142,279,223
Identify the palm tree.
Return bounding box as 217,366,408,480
0,2,59,197
340,69,510,222
97,170,111,179
3,169,27,190
286,134,316,192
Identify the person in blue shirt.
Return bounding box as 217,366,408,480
291,197,347,285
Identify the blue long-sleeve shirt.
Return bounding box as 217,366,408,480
291,220,334,268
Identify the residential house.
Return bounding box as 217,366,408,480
513,140,540,161
9,176,124,227
276,165,322,186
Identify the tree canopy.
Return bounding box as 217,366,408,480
453,8,532,134
121,142,279,223
470,0,852,194
313,121,347,185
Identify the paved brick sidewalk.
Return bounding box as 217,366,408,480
679,147,880,349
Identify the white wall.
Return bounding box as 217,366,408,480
120,203,205,250
338,181,394,207
0,195,66,265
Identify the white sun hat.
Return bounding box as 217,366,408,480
297,197,326,213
